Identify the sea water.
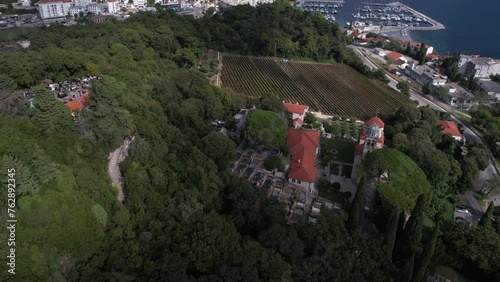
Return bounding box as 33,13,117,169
333,0,500,58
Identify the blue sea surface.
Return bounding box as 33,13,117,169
333,0,500,58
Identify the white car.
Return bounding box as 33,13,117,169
456,207,470,214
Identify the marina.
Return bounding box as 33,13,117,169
296,0,346,23
296,1,444,34
351,2,444,33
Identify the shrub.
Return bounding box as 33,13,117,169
264,155,285,171
331,182,341,191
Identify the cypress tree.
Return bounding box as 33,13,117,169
346,175,366,231
393,209,407,259
401,194,426,254
398,253,416,282
405,43,411,55
395,195,426,282
411,221,440,282
418,42,426,65
384,209,400,256
478,202,494,228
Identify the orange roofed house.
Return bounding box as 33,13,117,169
387,51,408,68
352,116,385,178
286,128,320,191
283,102,309,128
438,120,463,142
65,93,89,114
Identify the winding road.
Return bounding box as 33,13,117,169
107,136,135,203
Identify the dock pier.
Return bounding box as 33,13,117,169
356,1,445,33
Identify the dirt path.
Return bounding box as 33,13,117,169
107,136,135,202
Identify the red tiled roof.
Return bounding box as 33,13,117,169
409,41,431,49
66,100,83,112
284,103,308,115
364,116,384,127
438,120,461,137
286,129,320,183
355,144,364,155
293,117,304,125
426,53,439,59
387,51,403,61
65,93,90,113
374,36,388,42
357,38,374,43
396,59,406,66
81,93,89,107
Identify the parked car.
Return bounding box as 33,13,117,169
456,206,470,214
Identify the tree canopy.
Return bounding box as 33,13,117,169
362,148,431,212
245,109,287,147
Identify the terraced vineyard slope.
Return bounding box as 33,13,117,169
220,54,412,119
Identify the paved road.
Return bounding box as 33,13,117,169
348,46,377,71
349,45,499,213
462,191,484,223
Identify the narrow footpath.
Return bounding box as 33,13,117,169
107,136,135,202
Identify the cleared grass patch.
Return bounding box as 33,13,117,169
330,163,340,175
325,139,356,164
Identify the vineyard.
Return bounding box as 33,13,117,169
220,54,412,119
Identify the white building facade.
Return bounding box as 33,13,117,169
132,0,146,9
107,0,119,13
72,0,90,6
38,0,71,19
458,55,500,79
86,3,102,14
68,5,85,16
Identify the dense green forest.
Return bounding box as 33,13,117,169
0,1,499,281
